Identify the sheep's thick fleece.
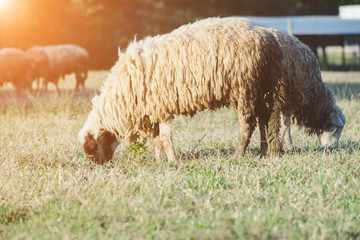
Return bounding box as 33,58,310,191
79,17,284,163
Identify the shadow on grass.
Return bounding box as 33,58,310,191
283,139,360,155
177,145,264,161
176,139,359,161
84,139,359,168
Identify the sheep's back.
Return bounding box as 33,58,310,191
117,18,280,121
44,44,89,76
26,46,50,79
92,17,283,142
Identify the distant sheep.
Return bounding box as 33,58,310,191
0,48,33,90
258,29,346,155
78,17,284,164
26,46,50,89
43,44,89,91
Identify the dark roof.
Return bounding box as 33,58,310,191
246,16,360,35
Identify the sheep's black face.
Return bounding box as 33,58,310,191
83,130,119,164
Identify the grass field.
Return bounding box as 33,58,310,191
1,71,359,239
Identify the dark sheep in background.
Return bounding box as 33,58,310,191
0,48,33,91
43,44,89,91
26,46,50,90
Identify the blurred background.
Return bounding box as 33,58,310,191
0,0,359,69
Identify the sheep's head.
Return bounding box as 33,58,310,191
317,105,346,147
79,128,119,164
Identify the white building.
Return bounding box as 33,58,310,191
339,5,360,19
243,5,360,70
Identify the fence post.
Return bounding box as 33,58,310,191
287,17,293,36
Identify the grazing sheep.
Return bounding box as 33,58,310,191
258,29,346,155
43,44,89,91
0,48,33,90
26,46,50,89
78,17,284,164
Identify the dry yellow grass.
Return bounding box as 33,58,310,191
0,71,359,239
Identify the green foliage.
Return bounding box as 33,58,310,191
125,141,148,158
1,0,359,68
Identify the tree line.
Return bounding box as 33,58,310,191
0,0,359,69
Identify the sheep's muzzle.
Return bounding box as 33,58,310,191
83,130,118,164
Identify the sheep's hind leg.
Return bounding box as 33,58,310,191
266,108,282,156
159,122,178,162
81,71,88,89
152,123,165,163
279,112,293,151
43,78,49,91
54,79,60,93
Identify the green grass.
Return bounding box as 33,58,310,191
1,71,360,239
317,50,359,69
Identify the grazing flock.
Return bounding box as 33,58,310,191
78,17,346,164
0,44,89,91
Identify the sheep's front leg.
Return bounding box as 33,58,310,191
259,118,268,157
152,123,165,163
75,71,87,90
279,113,293,151
159,123,178,162
234,113,256,157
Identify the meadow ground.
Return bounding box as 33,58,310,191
0,71,359,239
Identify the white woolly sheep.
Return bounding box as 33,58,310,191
258,28,346,155
43,44,89,91
0,48,33,91
78,17,284,164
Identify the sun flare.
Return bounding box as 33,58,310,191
0,0,8,7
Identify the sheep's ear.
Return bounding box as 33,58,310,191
330,112,345,128
96,130,118,164
83,133,98,156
